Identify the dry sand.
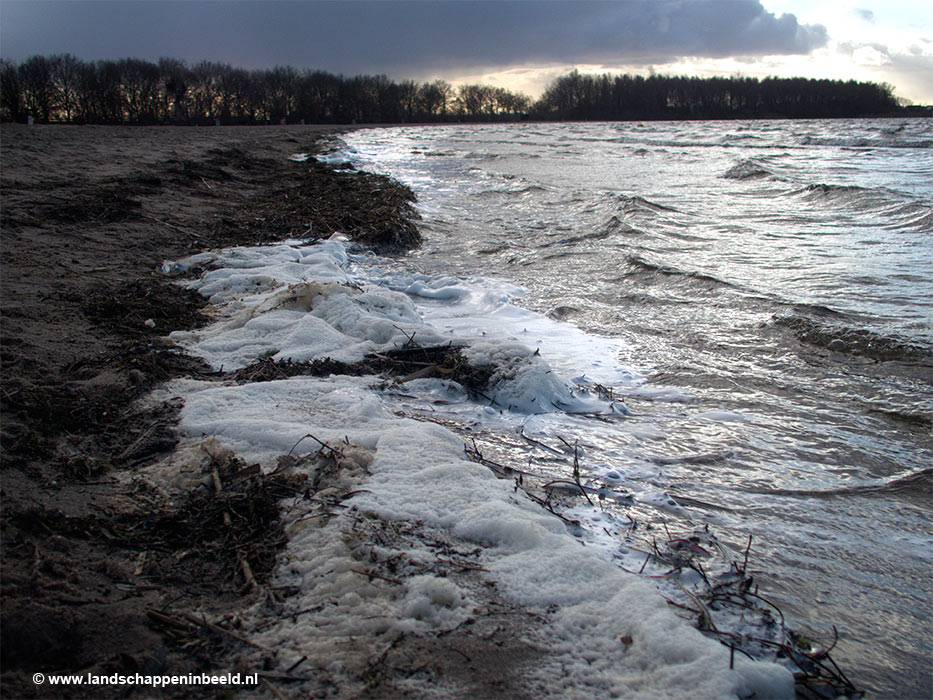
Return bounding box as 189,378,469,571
0,124,327,696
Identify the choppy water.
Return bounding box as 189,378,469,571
338,120,933,698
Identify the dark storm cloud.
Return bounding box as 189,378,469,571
1,1,827,75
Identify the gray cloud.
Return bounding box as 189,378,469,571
1,1,828,77
854,8,875,23
835,39,933,102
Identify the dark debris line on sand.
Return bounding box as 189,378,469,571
228,344,496,396
0,125,422,698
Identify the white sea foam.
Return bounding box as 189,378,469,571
167,236,638,412
161,236,794,698
173,372,791,698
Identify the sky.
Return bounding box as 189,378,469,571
1,0,931,104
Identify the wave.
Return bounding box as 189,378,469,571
773,313,933,363
748,468,933,503
538,229,615,250
475,183,550,199
653,450,736,466
868,407,933,430
717,133,765,145
787,302,853,320
789,183,933,231
464,151,506,161
798,135,932,149
476,243,512,256
619,194,679,216
576,191,681,217
600,216,653,240
619,255,738,292
722,159,776,180
793,182,880,207
555,193,694,246
574,192,680,219
887,205,933,233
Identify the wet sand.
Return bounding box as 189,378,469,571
1,124,334,695
1,124,529,699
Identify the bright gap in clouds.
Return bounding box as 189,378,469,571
754,0,933,103
454,2,932,105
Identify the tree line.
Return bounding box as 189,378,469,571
537,70,903,120
0,55,530,125
0,55,909,125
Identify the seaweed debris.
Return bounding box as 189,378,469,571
0,126,429,696
164,146,278,189
229,356,372,383
228,344,495,396
0,440,305,688
80,277,211,338
124,442,305,591
207,159,421,250
463,439,864,699
2,271,215,471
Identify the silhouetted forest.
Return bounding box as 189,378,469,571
537,70,904,120
0,55,913,125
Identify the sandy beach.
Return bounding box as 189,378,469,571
1,124,503,698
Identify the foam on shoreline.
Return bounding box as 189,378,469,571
163,236,794,698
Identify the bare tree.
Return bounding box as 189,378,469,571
18,55,55,122
417,80,452,119
118,58,161,123
0,59,23,122
50,54,82,121
0,55,903,125
159,57,190,122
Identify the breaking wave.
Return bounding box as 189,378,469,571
793,182,881,207
722,159,777,180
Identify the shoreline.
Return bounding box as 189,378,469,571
1,124,599,700
1,124,862,699
3,123,582,700
0,123,401,697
